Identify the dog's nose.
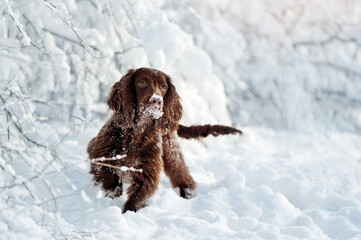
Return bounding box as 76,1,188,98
149,94,163,106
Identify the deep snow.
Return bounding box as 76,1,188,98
1,0,361,239
63,128,361,240
3,127,360,239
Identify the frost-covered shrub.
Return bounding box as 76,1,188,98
165,0,361,133
1,0,232,237
1,0,361,238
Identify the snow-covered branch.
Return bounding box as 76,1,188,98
1,0,361,238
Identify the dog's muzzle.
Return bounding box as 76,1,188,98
143,94,164,119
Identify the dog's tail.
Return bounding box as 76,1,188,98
177,124,243,139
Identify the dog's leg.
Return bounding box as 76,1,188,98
122,144,163,213
162,134,196,199
87,126,125,198
122,167,161,213
122,176,158,213
90,164,123,198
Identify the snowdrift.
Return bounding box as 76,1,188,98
1,0,361,239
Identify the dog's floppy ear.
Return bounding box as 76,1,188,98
162,74,183,132
107,69,136,114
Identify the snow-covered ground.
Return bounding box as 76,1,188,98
1,0,361,239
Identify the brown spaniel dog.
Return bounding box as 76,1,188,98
87,68,242,213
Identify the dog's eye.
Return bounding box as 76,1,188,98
137,79,147,88
160,83,168,91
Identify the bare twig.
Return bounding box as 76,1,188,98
293,34,361,48
0,95,47,148
42,27,102,54
91,161,143,173
90,154,127,162
313,61,361,77
42,0,106,59
33,99,96,128
119,0,152,67
85,154,143,173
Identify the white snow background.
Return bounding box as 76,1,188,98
1,0,361,239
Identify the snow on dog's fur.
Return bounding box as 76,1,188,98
87,68,242,213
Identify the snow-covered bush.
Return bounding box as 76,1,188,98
166,0,361,133
1,0,361,239
1,0,232,237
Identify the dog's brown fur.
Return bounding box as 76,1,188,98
87,68,242,213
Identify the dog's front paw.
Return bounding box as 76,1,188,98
122,203,137,213
122,201,147,214
180,186,196,199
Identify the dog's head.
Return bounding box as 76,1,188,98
107,68,182,131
